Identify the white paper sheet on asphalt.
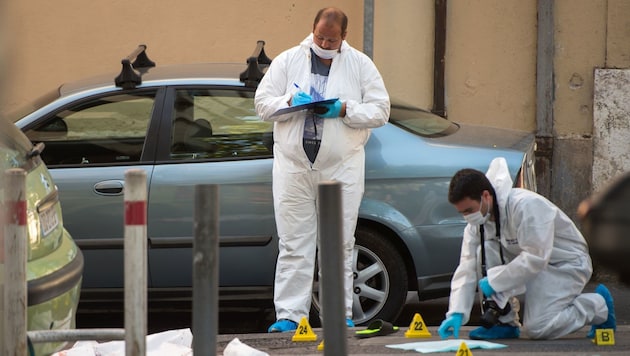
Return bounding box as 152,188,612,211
386,339,507,353
51,328,193,356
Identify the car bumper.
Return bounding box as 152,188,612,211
27,229,84,356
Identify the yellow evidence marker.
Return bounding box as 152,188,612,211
317,340,324,351
404,313,432,338
292,316,318,342
594,328,615,345
456,341,473,355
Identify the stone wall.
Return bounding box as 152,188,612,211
593,69,630,193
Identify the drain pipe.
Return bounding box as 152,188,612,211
363,0,374,59
432,0,447,117
535,0,555,197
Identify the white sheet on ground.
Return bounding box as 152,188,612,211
223,337,270,356
386,339,507,353
51,328,193,356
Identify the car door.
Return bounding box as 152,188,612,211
148,87,278,291
21,89,164,289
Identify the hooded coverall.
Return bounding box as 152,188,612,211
254,34,390,322
445,157,609,339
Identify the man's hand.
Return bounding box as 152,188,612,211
291,91,312,106
479,277,496,298
438,313,463,339
315,99,342,118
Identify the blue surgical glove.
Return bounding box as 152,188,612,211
291,91,312,106
315,99,342,118
479,277,496,298
438,313,463,339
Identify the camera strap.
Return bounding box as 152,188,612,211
479,221,505,277
479,195,505,316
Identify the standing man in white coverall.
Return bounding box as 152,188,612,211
255,7,390,333
438,157,616,340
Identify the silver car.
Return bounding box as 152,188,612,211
14,44,536,326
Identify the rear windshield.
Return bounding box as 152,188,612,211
0,117,36,169
5,88,61,122
389,101,459,138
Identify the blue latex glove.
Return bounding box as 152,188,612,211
438,313,463,339
479,277,496,298
291,91,312,106
315,99,342,118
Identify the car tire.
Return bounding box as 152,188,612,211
310,226,409,326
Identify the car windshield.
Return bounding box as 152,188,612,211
389,101,459,137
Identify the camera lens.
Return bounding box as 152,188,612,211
480,299,511,329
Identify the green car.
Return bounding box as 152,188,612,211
0,118,83,356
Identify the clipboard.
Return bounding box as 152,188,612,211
270,98,338,117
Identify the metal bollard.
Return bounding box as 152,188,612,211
318,181,347,356
192,184,219,355
3,168,28,356
124,169,148,356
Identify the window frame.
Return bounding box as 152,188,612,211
155,85,271,164
22,88,166,168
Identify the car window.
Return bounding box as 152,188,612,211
170,88,272,160
23,91,157,166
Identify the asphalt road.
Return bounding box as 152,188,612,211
75,275,630,355
76,274,629,335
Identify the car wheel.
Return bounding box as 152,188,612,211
311,226,409,326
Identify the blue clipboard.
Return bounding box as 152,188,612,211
270,98,338,117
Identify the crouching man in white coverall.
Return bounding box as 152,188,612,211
254,7,390,333
438,157,616,340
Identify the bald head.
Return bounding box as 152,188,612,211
313,7,348,36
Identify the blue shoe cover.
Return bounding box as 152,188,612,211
469,324,520,340
346,318,355,327
587,284,616,338
268,319,298,333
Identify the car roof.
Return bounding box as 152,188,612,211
59,42,271,96
59,62,250,97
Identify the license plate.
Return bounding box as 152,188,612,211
39,206,59,236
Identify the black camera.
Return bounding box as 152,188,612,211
480,299,511,328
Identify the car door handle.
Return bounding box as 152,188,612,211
94,180,124,196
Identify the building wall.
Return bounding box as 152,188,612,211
2,0,364,109
4,0,630,221
445,0,537,132
375,0,435,109
551,0,630,222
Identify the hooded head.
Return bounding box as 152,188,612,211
448,157,512,226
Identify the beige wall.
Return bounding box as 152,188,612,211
446,0,537,132
607,0,630,68
3,1,364,109
554,0,607,136
4,0,630,215
375,0,435,109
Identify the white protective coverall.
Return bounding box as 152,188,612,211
445,157,609,339
254,34,390,322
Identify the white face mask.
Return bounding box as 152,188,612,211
311,42,339,59
463,198,490,225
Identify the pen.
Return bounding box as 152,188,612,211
293,83,301,91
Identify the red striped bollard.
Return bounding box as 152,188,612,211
3,168,28,356
124,169,147,356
